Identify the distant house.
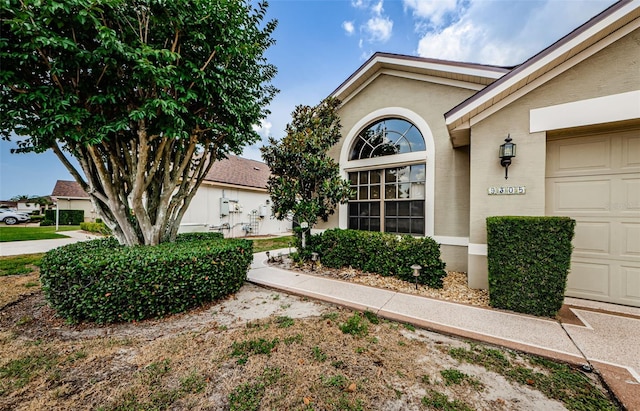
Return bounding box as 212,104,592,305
51,180,95,222
51,155,291,237
180,155,291,237
0,201,17,209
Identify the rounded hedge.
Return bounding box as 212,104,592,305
40,234,252,324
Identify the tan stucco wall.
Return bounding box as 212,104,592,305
331,77,473,237
322,74,477,271
467,28,640,288
181,184,292,238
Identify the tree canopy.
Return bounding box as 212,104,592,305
261,97,351,238
1,0,277,245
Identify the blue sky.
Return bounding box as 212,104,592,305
0,0,616,199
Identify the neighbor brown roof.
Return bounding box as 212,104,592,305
51,180,90,198
204,155,270,189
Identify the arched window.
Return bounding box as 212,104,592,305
347,118,427,235
349,118,426,160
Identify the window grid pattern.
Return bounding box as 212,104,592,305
349,118,426,161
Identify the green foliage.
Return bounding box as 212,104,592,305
305,228,447,287
1,0,277,245
339,313,369,337
486,216,576,317
275,316,294,328
174,232,224,243
39,220,54,227
44,210,84,225
312,346,327,362
39,237,253,323
80,221,111,235
261,97,352,238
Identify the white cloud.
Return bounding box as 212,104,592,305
252,119,272,140
403,0,458,27
351,0,370,9
365,16,393,43
371,0,383,16
414,0,615,65
342,21,355,35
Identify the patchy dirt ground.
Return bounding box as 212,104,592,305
0,270,619,411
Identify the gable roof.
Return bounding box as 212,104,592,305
331,52,510,105
52,180,90,199
203,155,270,190
445,0,640,145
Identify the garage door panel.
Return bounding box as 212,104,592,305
567,261,610,296
620,266,640,305
551,179,610,213
621,178,640,212
573,221,610,255
621,134,640,168
621,223,640,257
550,137,611,174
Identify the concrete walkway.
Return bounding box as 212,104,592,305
249,250,640,411
0,230,103,256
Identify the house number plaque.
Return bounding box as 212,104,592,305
488,186,526,195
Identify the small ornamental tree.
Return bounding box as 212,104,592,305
1,0,277,245
261,97,352,245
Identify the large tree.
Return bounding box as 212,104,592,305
1,0,277,245
261,97,352,241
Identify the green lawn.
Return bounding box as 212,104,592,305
0,226,80,242
251,236,294,253
0,253,45,276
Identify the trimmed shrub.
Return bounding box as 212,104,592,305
305,228,447,288
40,219,54,226
175,231,224,242
80,221,111,235
44,209,84,225
487,216,575,317
40,237,253,323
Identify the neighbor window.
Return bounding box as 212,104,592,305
347,118,426,235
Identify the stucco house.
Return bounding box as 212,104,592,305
51,155,291,237
180,155,292,237
319,1,639,307
51,180,96,222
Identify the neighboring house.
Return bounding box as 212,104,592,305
0,201,17,209
180,155,292,237
16,197,53,214
51,156,291,237
51,180,95,222
319,2,639,307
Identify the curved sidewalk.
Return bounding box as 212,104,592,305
248,250,640,410
0,231,103,256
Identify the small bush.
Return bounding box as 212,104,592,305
487,216,575,317
44,209,84,225
40,237,252,323
39,220,54,226
80,221,111,235
175,231,224,242
301,228,446,288
28,215,45,222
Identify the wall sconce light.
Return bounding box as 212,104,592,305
411,264,422,290
499,135,516,180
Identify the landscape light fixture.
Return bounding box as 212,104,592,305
499,135,516,180
311,252,319,271
411,264,422,290
266,251,270,262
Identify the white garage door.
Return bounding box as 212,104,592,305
546,129,640,307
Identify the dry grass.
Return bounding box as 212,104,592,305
0,267,619,410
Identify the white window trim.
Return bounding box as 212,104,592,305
339,107,435,237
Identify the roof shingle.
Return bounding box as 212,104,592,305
51,180,90,198
203,155,270,189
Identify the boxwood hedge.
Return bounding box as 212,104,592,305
487,216,575,317
40,234,252,324
301,228,447,288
